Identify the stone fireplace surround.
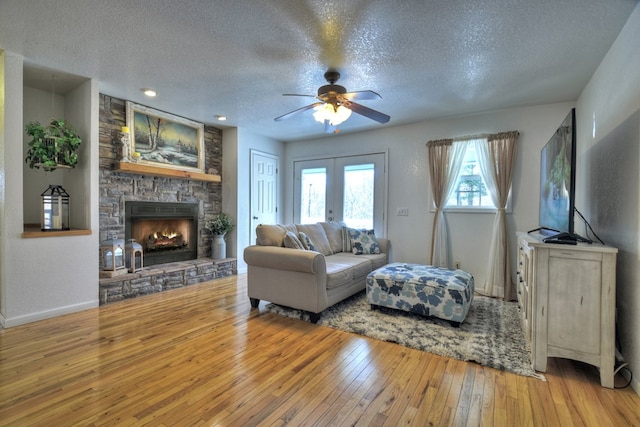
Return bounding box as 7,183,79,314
98,95,236,304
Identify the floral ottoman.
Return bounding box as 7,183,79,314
366,263,475,326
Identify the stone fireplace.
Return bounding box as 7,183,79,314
97,94,236,304
126,201,198,267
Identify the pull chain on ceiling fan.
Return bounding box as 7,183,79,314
275,70,390,133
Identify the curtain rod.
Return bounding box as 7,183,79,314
453,133,491,141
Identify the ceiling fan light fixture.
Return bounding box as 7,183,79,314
313,103,352,126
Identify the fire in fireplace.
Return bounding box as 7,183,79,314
135,218,189,252
125,202,198,266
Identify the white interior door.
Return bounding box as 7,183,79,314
294,153,386,234
251,150,278,244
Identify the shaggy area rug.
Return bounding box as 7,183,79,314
265,291,545,380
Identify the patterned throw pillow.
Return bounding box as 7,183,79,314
341,226,353,253
283,231,305,250
298,232,317,251
348,229,380,255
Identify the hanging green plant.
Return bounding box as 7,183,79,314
25,119,82,171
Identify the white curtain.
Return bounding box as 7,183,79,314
427,139,466,267
473,132,518,299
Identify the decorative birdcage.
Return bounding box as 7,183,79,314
25,119,81,171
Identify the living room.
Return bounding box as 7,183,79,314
1,0,639,415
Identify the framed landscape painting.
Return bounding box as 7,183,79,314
125,101,205,173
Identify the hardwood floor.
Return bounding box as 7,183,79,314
1,275,638,426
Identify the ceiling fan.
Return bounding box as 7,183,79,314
274,70,390,133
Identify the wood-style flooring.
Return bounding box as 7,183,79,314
1,274,638,426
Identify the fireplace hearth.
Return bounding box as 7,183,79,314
125,202,198,266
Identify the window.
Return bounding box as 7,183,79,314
437,139,511,212
342,163,375,229
300,167,327,224
445,144,494,209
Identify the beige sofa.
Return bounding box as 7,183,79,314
243,221,389,322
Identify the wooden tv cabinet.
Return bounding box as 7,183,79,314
516,232,618,388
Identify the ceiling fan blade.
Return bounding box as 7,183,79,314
347,101,390,124
283,93,316,98
274,102,323,121
341,90,382,101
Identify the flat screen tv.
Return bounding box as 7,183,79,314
538,108,576,240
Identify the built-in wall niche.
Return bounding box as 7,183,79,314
22,65,92,236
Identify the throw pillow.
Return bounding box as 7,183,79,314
341,225,354,252
320,221,345,254
298,232,317,251
283,231,305,250
348,229,381,255
295,223,332,255
255,224,287,246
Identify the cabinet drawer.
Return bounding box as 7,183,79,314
548,248,602,262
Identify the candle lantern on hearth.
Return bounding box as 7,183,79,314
40,185,70,231
125,239,143,273
100,235,126,271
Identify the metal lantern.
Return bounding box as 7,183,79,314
100,235,126,271
41,185,70,231
125,239,144,273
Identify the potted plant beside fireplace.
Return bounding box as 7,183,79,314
205,212,234,259
25,119,82,171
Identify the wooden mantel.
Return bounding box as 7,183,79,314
115,162,221,182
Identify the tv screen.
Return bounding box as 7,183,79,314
539,108,576,237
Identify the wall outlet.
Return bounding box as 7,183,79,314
397,208,409,216
455,261,461,269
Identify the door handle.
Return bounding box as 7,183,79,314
328,216,333,221
253,216,258,220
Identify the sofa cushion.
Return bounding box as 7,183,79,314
328,253,373,278
296,223,332,255
256,223,297,246
356,252,388,270
283,231,305,250
320,221,345,254
348,229,381,254
298,232,317,251
324,262,353,289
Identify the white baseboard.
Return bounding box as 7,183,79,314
0,300,99,328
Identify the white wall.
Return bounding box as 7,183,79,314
23,87,65,223
224,127,284,273
576,3,640,394
284,102,575,289
0,52,100,328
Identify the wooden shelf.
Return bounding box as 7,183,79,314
115,162,221,182
22,227,92,238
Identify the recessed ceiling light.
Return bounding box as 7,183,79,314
140,88,157,97
215,115,227,121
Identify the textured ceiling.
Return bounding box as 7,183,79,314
1,0,637,141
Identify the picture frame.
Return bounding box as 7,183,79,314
125,101,205,173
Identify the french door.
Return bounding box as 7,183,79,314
293,153,386,233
